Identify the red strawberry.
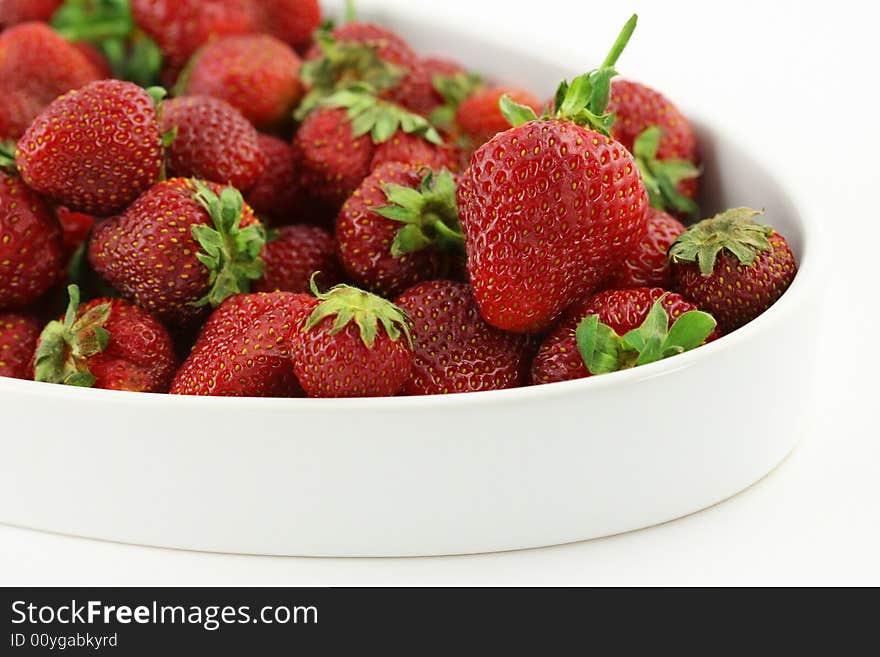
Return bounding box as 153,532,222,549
252,0,322,53
297,22,416,118
531,288,718,385
0,172,62,309
162,96,267,192
395,280,530,395
255,224,342,294
182,34,304,130
0,90,43,143
70,42,114,79
0,22,102,139
130,0,258,69
455,85,542,146
54,206,96,262
337,163,464,297
607,208,685,289
170,291,310,397
457,16,648,333
0,0,62,26
290,281,413,397
371,130,458,172
390,56,466,117
321,22,416,67
607,79,700,216
88,179,266,327
0,312,41,380
669,208,797,332
293,107,372,208
33,285,177,391
245,134,303,224
292,87,447,208
16,80,163,216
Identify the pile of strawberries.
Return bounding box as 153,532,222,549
0,1,798,398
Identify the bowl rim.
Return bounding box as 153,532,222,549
0,21,825,413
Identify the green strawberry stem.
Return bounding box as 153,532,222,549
576,296,716,375
344,0,358,23
304,276,412,349
601,14,638,69
51,0,133,42
33,284,112,387
499,14,638,136
374,168,464,259
190,181,266,308
430,71,484,130
320,83,443,144
0,141,16,172
295,34,406,121
632,126,700,216
668,207,772,276
51,0,163,86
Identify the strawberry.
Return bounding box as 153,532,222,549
292,86,447,208
338,163,465,297
33,284,177,391
88,179,266,327
297,22,416,118
321,21,416,67
245,134,303,224
54,206,96,262
251,0,322,53
162,96,267,192
181,34,304,130
0,171,62,309
390,56,467,117
0,22,102,139
370,130,459,172
130,0,258,69
170,291,310,397
0,312,41,380
255,224,342,294
70,42,114,79
290,280,413,397
16,80,163,216
606,208,685,289
457,16,649,333
0,0,62,26
50,0,166,88
455,85,542,146
607,79,700,216
669,208,797,332
395,280,530,395
531,288,718,385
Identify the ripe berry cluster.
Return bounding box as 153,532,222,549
0,2,798,398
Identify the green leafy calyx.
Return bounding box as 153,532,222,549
429,71,484,130
668,207,773,276
304,276,412,349
320,83,442,144
51,0,163,87
190,181,266,308
295,30,406,121
576,297,716,375
33,285,112,387
0,141,17,172
500,14,638,135
374,168,464,258
633,126,700,216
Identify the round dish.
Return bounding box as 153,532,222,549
0,5,824,557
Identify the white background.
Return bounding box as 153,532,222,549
1,0,878,585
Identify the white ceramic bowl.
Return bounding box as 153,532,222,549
0,5,824,557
